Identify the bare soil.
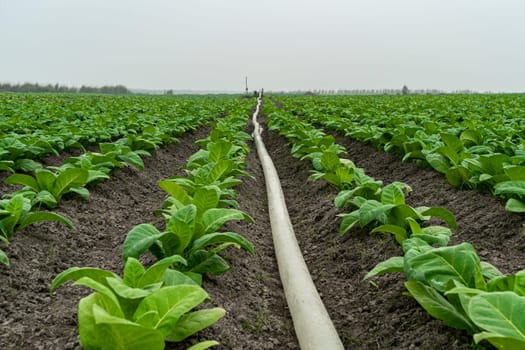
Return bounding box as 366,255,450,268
1,104,524,350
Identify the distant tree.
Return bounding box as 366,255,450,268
165,89,174,95
0,82,130,94
402,85,409,95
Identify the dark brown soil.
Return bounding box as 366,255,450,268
1,103,524,350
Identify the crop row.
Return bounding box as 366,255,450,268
264,98,525,349
0,93,241,173
50,101,256,349
0,96,253,266
276,94,525,213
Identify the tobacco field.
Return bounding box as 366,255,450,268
1,92,525,349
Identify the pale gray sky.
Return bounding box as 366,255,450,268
1,0,524,92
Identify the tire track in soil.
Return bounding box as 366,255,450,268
259,113,497,349
0,126,210,350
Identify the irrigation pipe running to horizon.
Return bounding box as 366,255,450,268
251,90,345,350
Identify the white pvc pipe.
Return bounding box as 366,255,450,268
251,92,344,350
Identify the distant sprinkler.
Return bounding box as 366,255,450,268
245,76,248,94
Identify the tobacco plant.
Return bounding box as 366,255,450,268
51,256,224,349
280,94,525,213
366,237,525,349
5,168,91,208
337,182,456,244
0,193,73,265
123,177,254,281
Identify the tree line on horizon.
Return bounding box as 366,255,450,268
0,82,131,94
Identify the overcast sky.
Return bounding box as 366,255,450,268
1,0,524,92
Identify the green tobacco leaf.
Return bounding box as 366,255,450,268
475,154,511,175
166,204,197,254
120,152,145,170
417,225,452,247
216,176,241,189
460,129,482,146
188,146,208,164
35,169,55,191
469,292,525,346
474,332,525,349
370,224,407,245
437,145,460,166
74,277,123,316
0,249,9,266
134,310,160,328
190,232,254,254
311,172,338,188
405,280,477,332
364,256,404,279
51,267,118,292
166,308,225,342
188,250,230,275
122,224,165,260
106,277,151,299
505,198,525,213
335,167,354,186
34,190,58,208
359,200,395,227
338,211,359,235
441,133,464,154
0,160,14,173
138,255,187,288
162,269,201,286
320,150,340,172
123,258,146,288
380,182,408,205
53,168,89,199
406,217,422,235
426,153,450,174
1,195,24,237
504,166,525,181
334,190,353,208
92,304,165,350
445,166,471,188
481,261,503,281
207,160,235,182
78,294,103,350
386,204,420,227
69,186,90,200
133,285,209,337
158,180,191,205
406,242,485,292
495,181,525,197
86,170,110,184
0,209,10,221
200,208,254,235
18,211,73,231
187,340,220,350
487,271,525,296
5,173,39,191
192,187,220,214
219,199,239,209
421,207,457,229
208,140,232,162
